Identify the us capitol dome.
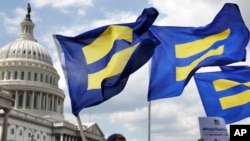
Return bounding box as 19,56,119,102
0,4,65,121
0,3,106,141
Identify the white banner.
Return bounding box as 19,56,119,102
198,117,229,141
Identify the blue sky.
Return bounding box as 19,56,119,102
1,0,250,141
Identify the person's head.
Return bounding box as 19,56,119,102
107,133,126,141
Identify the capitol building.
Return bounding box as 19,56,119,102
0,4,106,141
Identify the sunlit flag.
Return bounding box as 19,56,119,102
194,66,250,124
54,8,159,115
148,3,249,101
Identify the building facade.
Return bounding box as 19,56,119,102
0,4,106,141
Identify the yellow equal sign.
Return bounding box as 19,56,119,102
82,25,139,90
213,79,250,109
175,28,230,81
83,25,133,65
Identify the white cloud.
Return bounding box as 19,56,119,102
29,0,93,15
30,0,93,8
0,6,42,37
77,9,86,15
91,10,138,28
0,7,26,35
149,0,225,26
110,107,148,131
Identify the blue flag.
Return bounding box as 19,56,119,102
194,66,250,124
148,3,249,101
220,65,250,71
54,8,159,115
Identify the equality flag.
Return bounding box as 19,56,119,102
54,8,159,115
194,66,250,124
148,3,249,101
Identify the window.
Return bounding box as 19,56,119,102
26,94,31,108
1,71,4,80
14,71,18,79
45,75,48,83
19,130,22,136
34,73,37,81
34,94,38,109
18,94,23,107
21,71,25,80
40,74,43,82
44,94,47,110
50,96,53,111
28,72,31,80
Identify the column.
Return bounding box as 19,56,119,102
37,72,40,82
55,96,59,112
43,93,46,110
60,134,64,141
52,136,55,141
31,91,34,109
15,90,18,109
11,70,14,79
59,98,63,114
23,91,27,109
65,135,68,141
1,108,10,141
18,70,22,80
51,95,54,112
39,92,42,110
58,98,61,114
70,135,72,141
61,99,64,115
46,93,49,111
31,71,34,81
41,93,44,110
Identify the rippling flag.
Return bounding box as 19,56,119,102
194,66,250,124
148,3,249,101
54,8,159,115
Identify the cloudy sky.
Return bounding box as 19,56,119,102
1,0,250,141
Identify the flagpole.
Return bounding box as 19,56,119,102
76,115,87,141
148,101,151,141
148,61,152,141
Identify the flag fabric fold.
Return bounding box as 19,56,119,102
148,3,249,101
54,7,159,115
194,66,250,124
